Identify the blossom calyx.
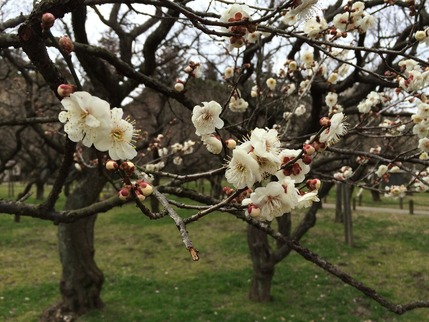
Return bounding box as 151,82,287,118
120,161,135,175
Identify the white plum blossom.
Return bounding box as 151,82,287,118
93,108,137,160
201,134,223,154
418,137,429,153
225,148,262,189
325,92,338,108
276,149,310,183
375,165,388,177
229,96,249,112
297,191,320,209
303,17,328,38
319,112,348,145
191,101,224,136
384,185,407,199
295,104,306,116
243,181,290,221
59,91,111,147
266,78,277,90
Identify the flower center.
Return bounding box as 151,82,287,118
112,128,124,141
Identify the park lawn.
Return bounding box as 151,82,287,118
0,183,429,321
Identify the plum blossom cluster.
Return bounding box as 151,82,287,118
223,127,320,221
384,185,407,199
220,4,261,49
411,100,429,155
191,100,229,155
397,59,429,92
58,91,137,160
357,91,388,114
106,161,154,201
332,1,375,34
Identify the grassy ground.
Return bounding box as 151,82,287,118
1,183,429,321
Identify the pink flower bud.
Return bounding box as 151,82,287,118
139,181,153,196
120,161,135,174
135,191,146,202
306,179,321,191
41,13,55,30
105,160,118,171
59,35,74,55
319,117,331,127
118,187,131,200
57,84,76,97
247,204,261,218
303,144,315,155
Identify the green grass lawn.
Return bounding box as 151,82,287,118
1,183,429,321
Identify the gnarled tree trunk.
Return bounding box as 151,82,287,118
247,224,275,302
41,169,106,322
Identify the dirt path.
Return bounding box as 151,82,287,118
322,203,429,216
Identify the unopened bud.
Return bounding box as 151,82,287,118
41,13,55,30
174,82,184,92
59,35,74,55
118,187,131,200
57,84,76,97
225,138,237,150
319,117,331,127
136,191,146,202
105,160,118,171
303,144,315,155
120,161,135,174
415,30,427,41
247,204,261,218
306,179,321,191
288,61,298,71
139,181,153,196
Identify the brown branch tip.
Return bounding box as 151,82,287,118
188,247,199,261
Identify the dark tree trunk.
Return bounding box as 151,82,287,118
335,183,343,223
247,224,275,302
36,180,45,200
41,170,106,322
371,189,381,202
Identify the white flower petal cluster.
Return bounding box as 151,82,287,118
384,185,407,199
332,2,375,34
303,17,328,38
283,0,320,25
225,127,281,189
229,96,249,112
276,149,310,183
202,134,223,154
319,112,348,145
397,60,429,92
192,101,224,154
192,101,224,136
412,102,429,150
59,91,137,160
220,4,258,49
357,91,383,113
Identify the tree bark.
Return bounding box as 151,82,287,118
41,169,106,322
247,224,275,302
